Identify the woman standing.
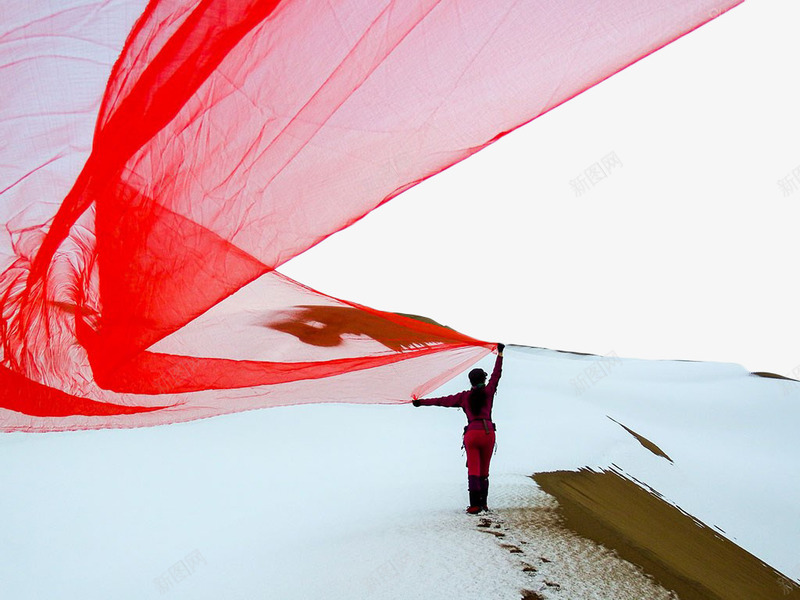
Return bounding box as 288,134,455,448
413,343,504,514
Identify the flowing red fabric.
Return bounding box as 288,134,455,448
0,0,742,432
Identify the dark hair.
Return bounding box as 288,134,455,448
468,368,487,386
469,385,487,416
467,368,488,416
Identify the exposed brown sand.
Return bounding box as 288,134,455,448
608,417,673,463
531,469,800,600
752,372,799,382
490,476,678,599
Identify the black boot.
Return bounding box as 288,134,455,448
467,490,482,514
466,475,482,514
480,476,490,512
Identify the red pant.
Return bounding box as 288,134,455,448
464,428,495,477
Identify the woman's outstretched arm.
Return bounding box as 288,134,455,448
486,344,504,397
412,390,466,408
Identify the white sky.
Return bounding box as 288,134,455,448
282,0,800,378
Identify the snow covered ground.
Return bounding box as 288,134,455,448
2,345,799,599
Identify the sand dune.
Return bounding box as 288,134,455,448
532,468,800,600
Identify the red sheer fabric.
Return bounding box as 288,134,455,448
0,0,742,431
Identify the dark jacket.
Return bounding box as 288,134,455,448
416,353,503,431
